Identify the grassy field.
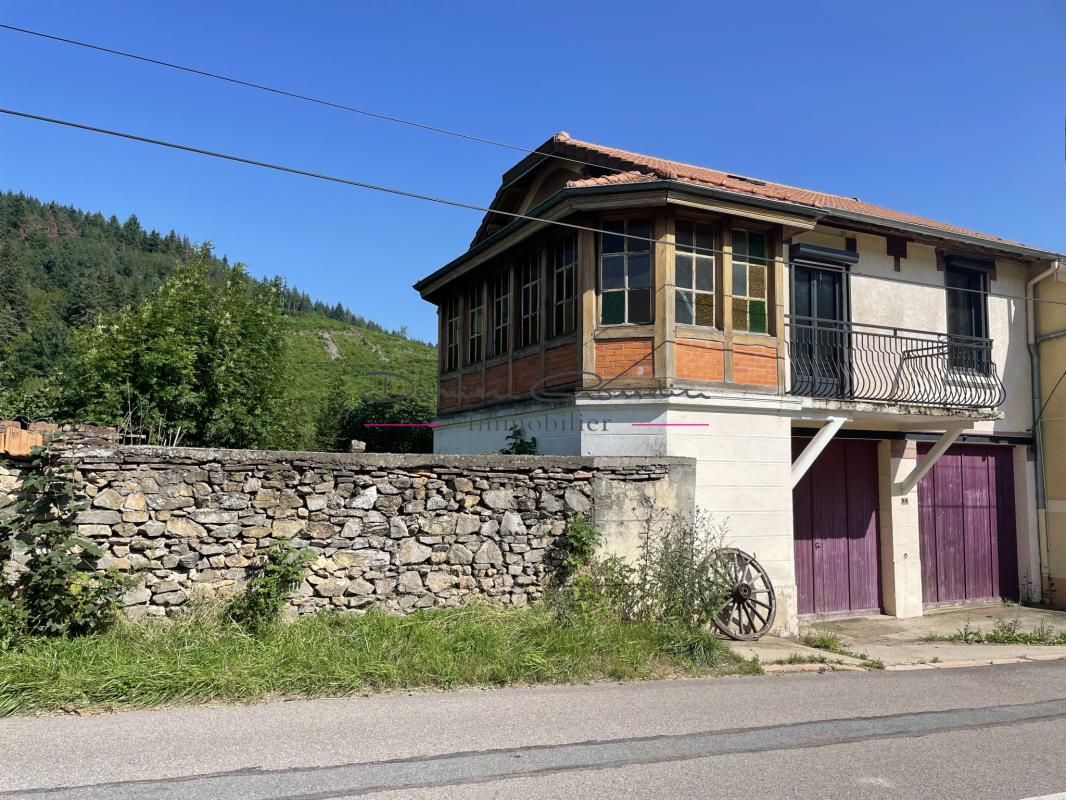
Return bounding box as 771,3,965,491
0,605,756,716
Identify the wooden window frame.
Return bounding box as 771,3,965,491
551,235,578,337
519,251,542,348
466,283,485,365
443,294,461,373
490,268,511,357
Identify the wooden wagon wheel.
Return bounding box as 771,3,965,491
712,547,776,641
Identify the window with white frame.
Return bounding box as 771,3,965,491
600,218,652,324
674,219,715,327
731,229,769,333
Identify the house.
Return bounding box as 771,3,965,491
1032,263,1066,606
414,132,1064,631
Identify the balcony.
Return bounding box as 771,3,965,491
785,317,1006,410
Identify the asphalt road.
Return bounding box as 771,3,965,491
2,662,1066,799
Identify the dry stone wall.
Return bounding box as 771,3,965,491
2,442,694,617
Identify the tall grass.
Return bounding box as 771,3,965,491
0,605,753,715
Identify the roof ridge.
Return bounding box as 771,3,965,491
562,135,858,203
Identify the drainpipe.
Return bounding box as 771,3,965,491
1027,259,1061,602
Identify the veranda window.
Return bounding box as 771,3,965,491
444,295,460,372
600,219,652,325
675,220,715,326
491,269,510,356
519,254,541,347
552,236,577,336
731,229,769,333
466,285,484,364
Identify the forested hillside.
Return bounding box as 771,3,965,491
0,192,437,449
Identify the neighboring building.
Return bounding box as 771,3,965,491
1032,266,1066,606
414,133,1063,631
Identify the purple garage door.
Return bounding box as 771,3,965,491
918,444,1018,605
793,438,882,616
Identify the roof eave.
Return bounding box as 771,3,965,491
413,179,825,297
818,208,1063,262
413,180,1065,297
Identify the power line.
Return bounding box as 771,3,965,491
0,105,1063,311
0,22,617,177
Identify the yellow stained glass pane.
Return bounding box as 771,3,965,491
695,293,714,326
749,264,766,299
733,297,749,331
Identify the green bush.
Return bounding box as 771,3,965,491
225,543,314,634
553,512,732,631
500,425,538,455
0,448,125,639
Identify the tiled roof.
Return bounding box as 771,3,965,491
552,133,1041,250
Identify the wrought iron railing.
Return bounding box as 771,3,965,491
785,316,1006,409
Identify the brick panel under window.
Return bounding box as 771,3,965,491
733,344,778,386
594,338,654,379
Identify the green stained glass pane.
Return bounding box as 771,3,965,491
731,230,748,259
749,264,766,299
733,297,749,331
749,232,766,262
749,300,767,333
602,291,624,324
695,293,715,326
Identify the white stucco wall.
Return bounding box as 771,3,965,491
791,227,1032,433
574,395,800,632
433,402,586,455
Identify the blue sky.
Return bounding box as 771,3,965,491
1,1,1063,342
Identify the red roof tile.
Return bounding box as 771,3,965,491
552,134,1045,251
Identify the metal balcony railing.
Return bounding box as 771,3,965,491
785,317,1006,409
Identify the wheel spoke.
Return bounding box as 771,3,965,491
748,601,768,626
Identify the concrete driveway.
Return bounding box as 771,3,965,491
732,603,1066,670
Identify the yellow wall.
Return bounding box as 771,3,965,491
1036,275,1066,604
